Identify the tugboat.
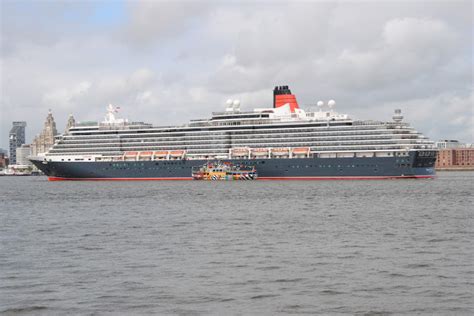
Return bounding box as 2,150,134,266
192,162,257,180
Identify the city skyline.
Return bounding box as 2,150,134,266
1,0,473,151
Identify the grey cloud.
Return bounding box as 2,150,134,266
123,0,212,47
0,0,472,151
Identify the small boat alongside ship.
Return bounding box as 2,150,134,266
192,162,257,180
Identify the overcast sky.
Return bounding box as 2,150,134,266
1,0,472,152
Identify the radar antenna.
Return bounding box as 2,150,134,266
393,109,403,123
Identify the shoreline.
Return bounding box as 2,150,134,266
436,168,474,171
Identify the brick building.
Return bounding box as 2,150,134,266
436,148,474,169
0,152,8,168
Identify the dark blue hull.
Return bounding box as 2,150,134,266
31,152,436,180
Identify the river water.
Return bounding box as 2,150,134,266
0,172,473,315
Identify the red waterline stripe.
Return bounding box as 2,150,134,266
48,175,435,181
48,177,192,181
258,175,435,180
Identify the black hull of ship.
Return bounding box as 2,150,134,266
31,152,436,180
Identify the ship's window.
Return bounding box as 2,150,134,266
61,159,64,161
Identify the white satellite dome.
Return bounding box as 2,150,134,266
226,99,233,106
317,101,324,107
328,99,336,107
232,100,240,106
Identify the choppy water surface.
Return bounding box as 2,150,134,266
1,172,473,315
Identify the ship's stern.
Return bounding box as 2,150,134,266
410,150,437,178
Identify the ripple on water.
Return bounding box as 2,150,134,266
0,172,473,314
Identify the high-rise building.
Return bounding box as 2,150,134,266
9,121,27,164
32,111,58,156
16,144,32,166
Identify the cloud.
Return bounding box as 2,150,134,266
382,91,474,143
123,1,212,47
42,81,92,110
0,0,472,152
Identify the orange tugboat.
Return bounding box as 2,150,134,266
192,162,257,180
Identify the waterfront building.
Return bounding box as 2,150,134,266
9,121,27,165
65,114,76,132
32,111,58,156
436,148,474,169
0,152,8,168
436,139,463,149
16,144,33,166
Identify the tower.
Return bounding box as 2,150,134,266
31,110,58,156
9,121,27,164
65,114,76,132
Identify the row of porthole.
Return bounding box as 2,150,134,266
110,163,145,167
104,166,187,170
274,164,380,168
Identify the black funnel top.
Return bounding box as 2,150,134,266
273,85,292,107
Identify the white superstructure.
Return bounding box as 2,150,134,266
42,99,434,163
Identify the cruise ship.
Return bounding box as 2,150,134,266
30,86,437,180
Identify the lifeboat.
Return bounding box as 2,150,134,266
292,147,310,157
154,151,169,159
154,151,168,156
139,151,153,160
250,148,269,156
231,147,249,157
271,148,290,156
169,150,185,158
124,151,138,160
